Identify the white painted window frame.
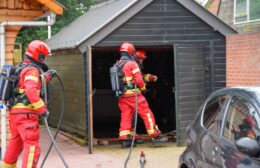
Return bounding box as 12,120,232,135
234,0,260,24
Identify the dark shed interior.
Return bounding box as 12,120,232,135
92,46,175,138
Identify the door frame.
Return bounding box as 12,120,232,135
86,45,93,153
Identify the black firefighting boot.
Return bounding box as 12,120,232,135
122,140,137,149
151,135,168,144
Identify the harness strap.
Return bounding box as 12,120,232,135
9,63,43,108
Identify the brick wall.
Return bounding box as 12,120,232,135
226,32,260,87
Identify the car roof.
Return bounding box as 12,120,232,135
212,86,260,101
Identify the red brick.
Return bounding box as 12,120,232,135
227,32,260,86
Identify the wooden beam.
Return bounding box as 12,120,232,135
6,26,21,32
0,0,7,8
6,45,14,53
30,0,42,10
35,0,63,15
14,0,23,9
0,9,43,17
7,0,15,9
6,59,13,65
6,37,16,45
6,53,14,60
0,14,42,22
86,46,93,154
5,31,19,38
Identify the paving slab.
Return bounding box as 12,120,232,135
1,127,185,168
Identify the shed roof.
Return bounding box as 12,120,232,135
46,0,139,50
47,0,237,51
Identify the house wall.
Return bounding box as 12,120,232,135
226,32,260,87
218,0,260,33
97,0,227,144
46,49,87,138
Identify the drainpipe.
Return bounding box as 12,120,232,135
0,11,56,159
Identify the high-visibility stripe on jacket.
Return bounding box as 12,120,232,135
120,60,146,97
10,60,47,115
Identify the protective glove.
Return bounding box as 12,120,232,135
44,70,57,82
41,111,49,119
152,75,158,82
47,70,57,77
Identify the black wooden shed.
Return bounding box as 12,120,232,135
46,0,237,150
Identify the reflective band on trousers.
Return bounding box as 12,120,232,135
120,130,131,136
2,162,17,168
147,113,155,135
27,145,35,168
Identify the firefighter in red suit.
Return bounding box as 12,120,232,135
129,50,158,140
135,50,157,83
118,42,167,148
2,40,56,168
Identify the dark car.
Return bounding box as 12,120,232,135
179,86,260,168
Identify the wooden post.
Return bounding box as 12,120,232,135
87,46,93,154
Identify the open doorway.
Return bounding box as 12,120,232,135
92,46,175,139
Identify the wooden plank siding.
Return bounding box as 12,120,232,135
175,45,207,144
97,0,226,93
46,49,87,138
97,0,226,144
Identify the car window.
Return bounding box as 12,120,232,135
223,95,260,143
203,95,228,135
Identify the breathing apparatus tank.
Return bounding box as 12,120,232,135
0,64,17,102
110,60,127,97
0,63,40,104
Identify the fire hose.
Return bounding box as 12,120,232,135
124,83,138,168
40,71,69,168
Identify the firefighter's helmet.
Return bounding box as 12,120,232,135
119,42,136,56
25,40,51,63
135,50,147,59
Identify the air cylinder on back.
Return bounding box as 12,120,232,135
110,64,122,92
0,64,16,101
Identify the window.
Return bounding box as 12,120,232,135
223,95,260,143
234,0,260,23
203,95,228,135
